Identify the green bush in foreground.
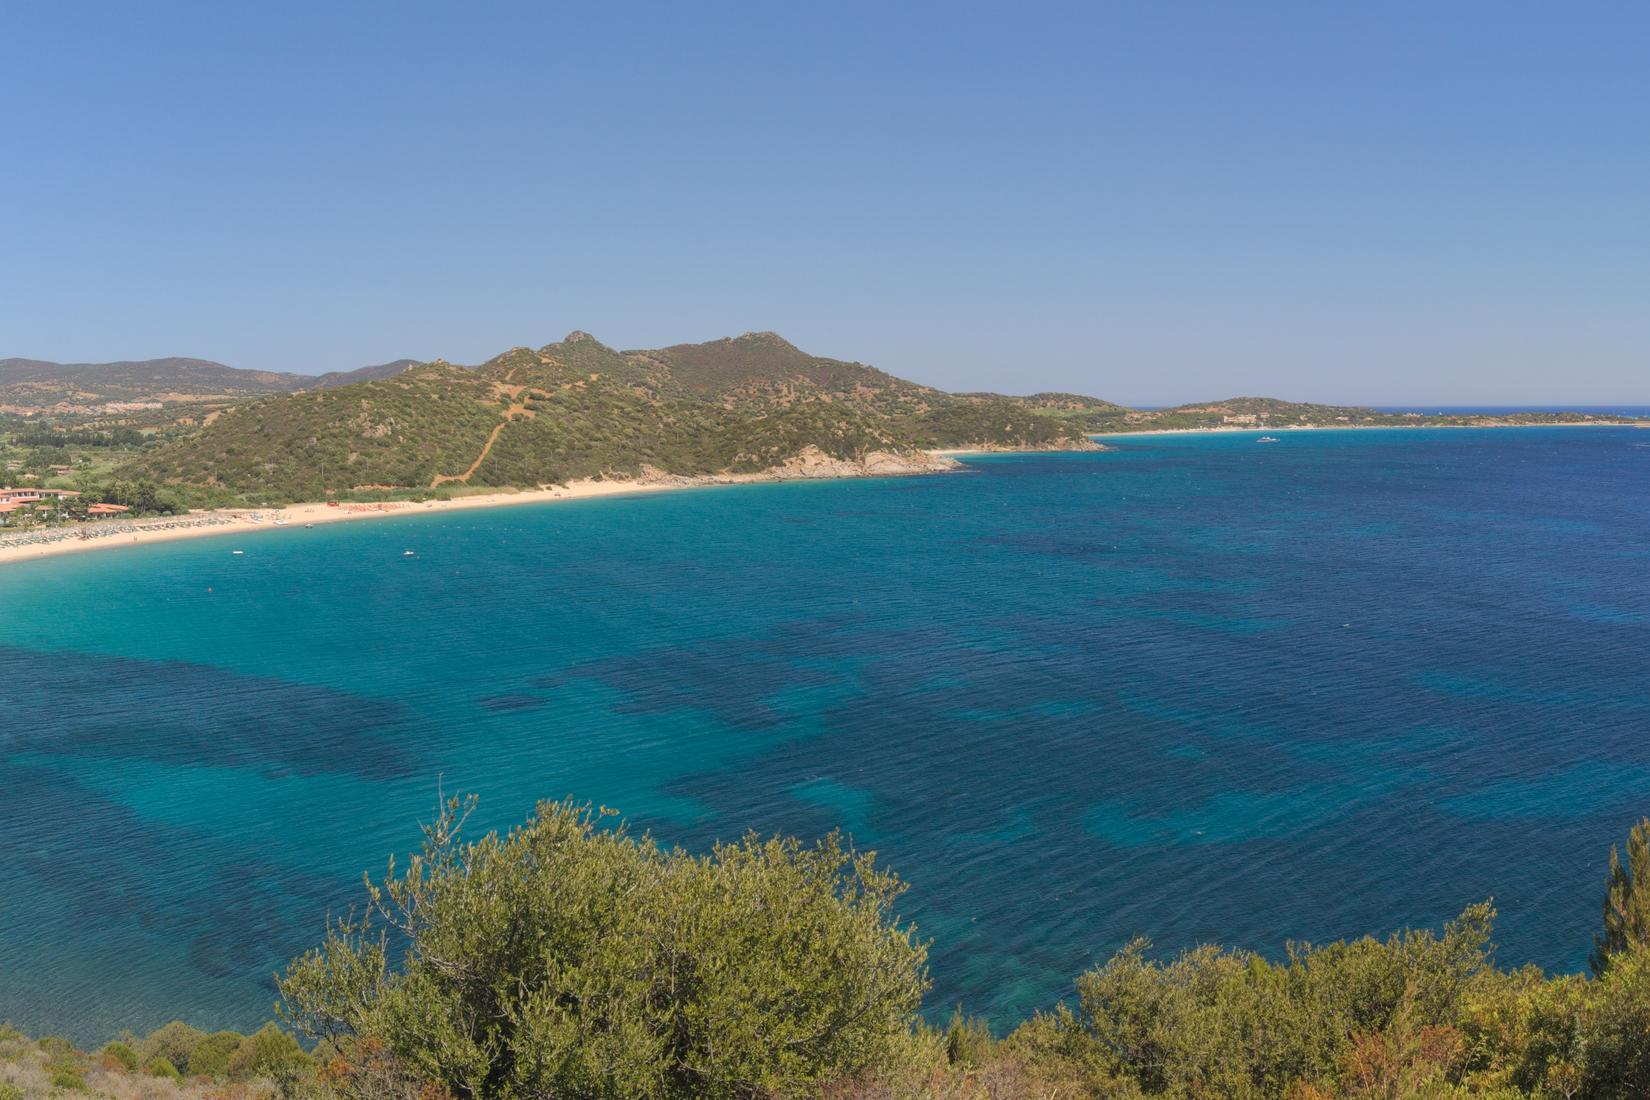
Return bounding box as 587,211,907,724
99,1040,138,1071
47,1064,85,1092
139,1021,204,1075
225,1022,310,1082
33,1037,74,1059
143,1055,182,1080
268,800,1650,1100
183,1030,244,1079
278,797,928,1100
7,807,1650,1099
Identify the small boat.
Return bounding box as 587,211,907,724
1256,436,1280,443
304,523,314,529
232,550,244,555
403,549,415,557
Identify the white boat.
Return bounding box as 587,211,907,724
232,550,244,555
403,549,415,556
1257,436,1280,443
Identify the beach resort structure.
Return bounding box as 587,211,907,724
0,488,125,523
0,487,81,505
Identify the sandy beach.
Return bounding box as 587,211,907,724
0,480,663,567
0,449,962,568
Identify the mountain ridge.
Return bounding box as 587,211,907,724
0,356,424,411
125,330,1106,500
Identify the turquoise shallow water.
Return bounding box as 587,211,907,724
2,427,1649,1042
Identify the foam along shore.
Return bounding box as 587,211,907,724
0,447,960,567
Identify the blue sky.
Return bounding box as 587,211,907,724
3,2,1646,404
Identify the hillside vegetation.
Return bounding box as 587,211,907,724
125,332,1103,501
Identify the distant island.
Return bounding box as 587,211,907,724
1,331,1643,562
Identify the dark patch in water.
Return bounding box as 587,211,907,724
565,630,849,731
477,693,547,712
0,645,418,779
0,764,351,1003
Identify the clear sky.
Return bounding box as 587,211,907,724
3,2,1646,404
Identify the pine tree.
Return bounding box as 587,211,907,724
1590,815,1650,975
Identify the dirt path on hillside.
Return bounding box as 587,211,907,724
430,367,536,488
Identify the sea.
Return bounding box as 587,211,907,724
2,426,1648,1043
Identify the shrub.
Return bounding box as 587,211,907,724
35,1036,74,1058
943,1006,994,1069
101,1039,140,1071
224,1022,309,1082
1063,904,1497,1097
140,1020,205,1075
280,796,929,1100
821,1019,1106,1100
144,1055,183,1080
185,1030,245,1079
49,1063,87,1091
0,1082,22,1100
1575,944,1650,1099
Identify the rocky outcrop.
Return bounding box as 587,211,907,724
944,437,1110,453
767,445,960,478
627,447,959,489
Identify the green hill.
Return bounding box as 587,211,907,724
127,331,1105,500
626,331,941,415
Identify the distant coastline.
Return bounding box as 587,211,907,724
1093,418,1645,439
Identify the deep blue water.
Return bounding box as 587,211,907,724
2,427,1648,1043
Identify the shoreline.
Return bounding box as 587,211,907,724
0,453,961,568
0,480,683,567
3,423,1640,567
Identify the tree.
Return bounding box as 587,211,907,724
278,796,928,1100
1591,817,1650,976
94,479,181,515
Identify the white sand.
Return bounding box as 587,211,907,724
0,453,957,568
0,478,725,566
